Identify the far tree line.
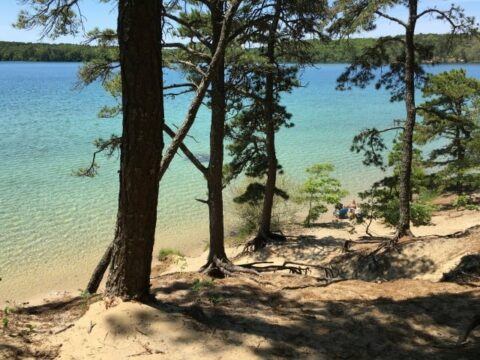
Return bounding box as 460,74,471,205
15,0,479,301
1,32,480,63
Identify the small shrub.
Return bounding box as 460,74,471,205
411,202,435,226
455,195,471,208
229,176,300,236
454,195,478,210
208,293,224,304
465,204,479,211
297,163,348,227
191,279,214,292
158,248,184,261
78,289,93,309
19,324,35,336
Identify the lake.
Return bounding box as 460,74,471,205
1,62,479,302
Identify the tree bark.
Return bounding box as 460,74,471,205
205,0,228,264
105,0,164,300
396,0,417,239
86,242,113,294
257,0,283,247
85,0,241,292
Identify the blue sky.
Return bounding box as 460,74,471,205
1,0,480,43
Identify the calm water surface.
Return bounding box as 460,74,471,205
1,62,479,302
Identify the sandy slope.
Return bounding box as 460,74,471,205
1,208,479,360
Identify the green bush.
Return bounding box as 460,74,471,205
158,248,184,261
191,279,214,292
359,186,435,228
297,163,348,227
455,194,479,210
229,176,300,236
411,202,435,226
455,195,472,208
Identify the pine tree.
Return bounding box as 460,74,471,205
16,0,165,300
417,69,480,194
331,0,477,239
226,0,328,250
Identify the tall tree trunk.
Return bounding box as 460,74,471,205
396,0,417,239
86,241,113,294
86,0,242,292
257,0,282,247
206,0,228,264
105,0,164,300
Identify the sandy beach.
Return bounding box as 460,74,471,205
1,203,479,359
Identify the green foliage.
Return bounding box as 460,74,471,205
230,177,300,236
158,248,184,261
454,195,479,210
78,289,92,309
351,128,390,170
358,184,435,228
357,135,436,228
207,293,224,304
410,202,435,226
15,0,83,39
225,64,298,183
417,69,480,194
158,248,187,270
233,182,289,205
191,279,214,293
5,33,480,63
0,41,108,61
2,306,11,330
298,163,348,227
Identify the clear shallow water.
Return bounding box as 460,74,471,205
1,62,479,302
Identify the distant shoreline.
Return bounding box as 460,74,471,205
2,33,480,63
1,60,479,65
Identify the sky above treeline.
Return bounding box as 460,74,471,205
1,0,480,44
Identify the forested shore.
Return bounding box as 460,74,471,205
1,0,480,358
1,33,479,63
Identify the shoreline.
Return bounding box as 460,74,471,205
3,204,478,309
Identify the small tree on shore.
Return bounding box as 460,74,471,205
298,163,348,227
357,139,434,235
225,0,328,250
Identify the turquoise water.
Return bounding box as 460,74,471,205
1,62,479,302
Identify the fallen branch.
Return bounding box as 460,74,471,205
54,324,74,334
87,321,96,334
280,277,346,290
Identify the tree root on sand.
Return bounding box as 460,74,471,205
242,231,286,253
200,257,337,278
457,314,480,345
200,256,261,278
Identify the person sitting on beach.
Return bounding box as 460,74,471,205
334,203,349,219
347,200,357,220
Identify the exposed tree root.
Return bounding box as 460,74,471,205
200,256,260,278
392,227,415,243
240,261,311,275
457,314,480,345
242,261,338,277
200,257,337,278
242,231,287,253
280,277,346,290
445,224,480,239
